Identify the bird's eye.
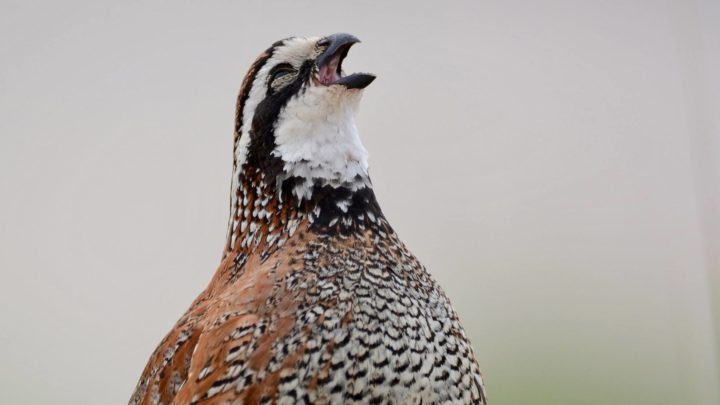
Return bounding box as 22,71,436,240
271,68,293,81
269,64,297,90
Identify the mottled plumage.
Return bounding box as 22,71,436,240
130,33,486,405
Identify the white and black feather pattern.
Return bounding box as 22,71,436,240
131,34,486,405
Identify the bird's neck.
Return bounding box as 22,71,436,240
223,164,390,260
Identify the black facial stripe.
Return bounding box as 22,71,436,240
245,59,315,179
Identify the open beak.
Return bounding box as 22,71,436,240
316,33,376,90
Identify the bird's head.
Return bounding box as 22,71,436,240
232,33,376,200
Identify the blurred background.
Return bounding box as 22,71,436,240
1,0,718,404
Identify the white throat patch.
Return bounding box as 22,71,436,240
272,85,370,200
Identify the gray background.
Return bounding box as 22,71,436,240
1,1,719,404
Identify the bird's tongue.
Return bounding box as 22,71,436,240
319,54,341,85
